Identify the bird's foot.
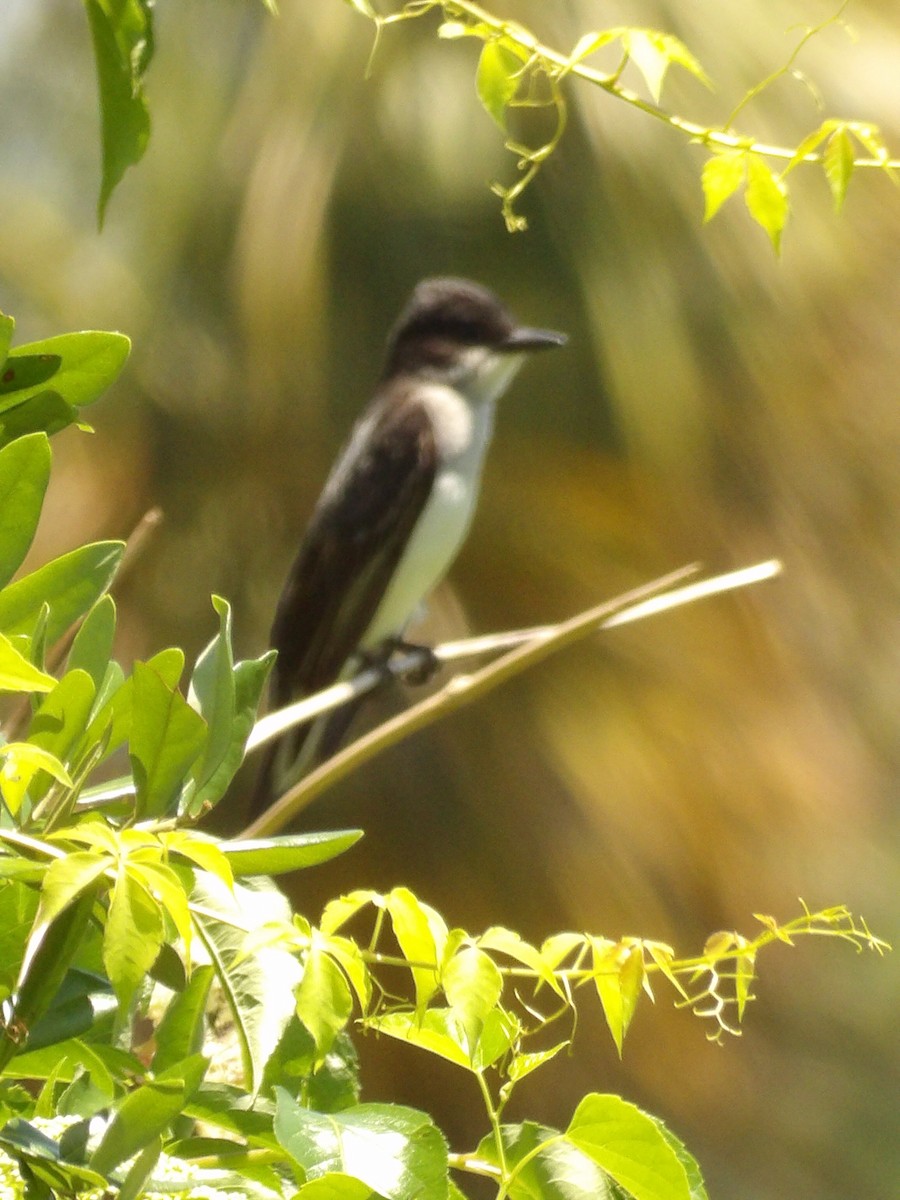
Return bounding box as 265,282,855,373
388,637,441,685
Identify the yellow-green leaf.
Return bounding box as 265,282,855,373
824,126,855,211
701,150,747,222
0,743,73,816
476,40,524,131
744,156,789,252
295,937,353,1060
590,939,645,1057
386,887,447,1011
0,633,55,695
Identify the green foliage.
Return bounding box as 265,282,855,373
341,1,898,247
0,331,888,1193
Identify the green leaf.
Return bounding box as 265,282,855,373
568,30,622,66
89,1055,207,1175
0,312,14,367
37,851,110,930
185,597,275,815
506,1041,569,1086
824,126,855,212
367,1008,472,1070
590,940,645,1057
0,357,61,411
4,331,130,410
27,669,97,802
274,1092,449,1200
386,887,447,1010
744,156,789,252
84,0,153,224
85,645,183,761
0,433,51,587
784,122,832,175
67,595,116,690
221,830,363,877
0,878,39,996
476,40,524,131
442,946,503,1052
295,938,354,1061
191,872,301,1094
0,540,124,644
566,1094,693,1200
701,150,747,222
24,971,117,1057
152,964,215,1075
104,868,164,1011
0,392,82,448
0,1119,109,1194
295,1174,378,1198
129,660,208,818
625,29,710,103
0,890,97,1072
478,926,563,995
0,633,55,694
478,1120,616,1199
0,743,74,816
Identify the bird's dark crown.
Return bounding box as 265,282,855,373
382,277,566,378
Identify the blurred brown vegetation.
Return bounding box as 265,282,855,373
1,1,898,1196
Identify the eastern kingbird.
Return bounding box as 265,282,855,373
252,277,567,812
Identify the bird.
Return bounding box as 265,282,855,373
251,276,567,814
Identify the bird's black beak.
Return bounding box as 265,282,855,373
503,326,568,352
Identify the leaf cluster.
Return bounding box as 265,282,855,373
348,1,898,249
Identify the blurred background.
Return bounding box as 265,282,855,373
1,0,898,1195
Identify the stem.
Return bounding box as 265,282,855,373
240,559,781,837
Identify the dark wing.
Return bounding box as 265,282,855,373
269,386,438,709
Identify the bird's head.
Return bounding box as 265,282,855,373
383,277,567,402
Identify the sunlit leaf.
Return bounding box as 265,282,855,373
27,669,97,802
130,661,207,818
185,596,275,816
824,126,855,211
566,1094,694,1200
0,743,73,816
0,541,124,644
386,888,447,1011
295,937,354,1061
67,595,116,690
0,313,14,367
701,150,747,222
442,946,503,1050
274,1091,449,1200
320,889,380,936
0,392,81,448
89,1055,207,1175
190,871,301,1094
104,868,165,1011
367,1009,472,1069
625,29,710,103
0,434,51,587
476,40,524,131
590,939,644,1056
220,830,363,878
0,633,55,695
4,331,130,410
152,965,215,1075
744,156,789,252
478,925,563,995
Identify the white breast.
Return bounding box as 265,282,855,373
361,385,496,647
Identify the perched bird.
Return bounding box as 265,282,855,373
252,277,567,813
